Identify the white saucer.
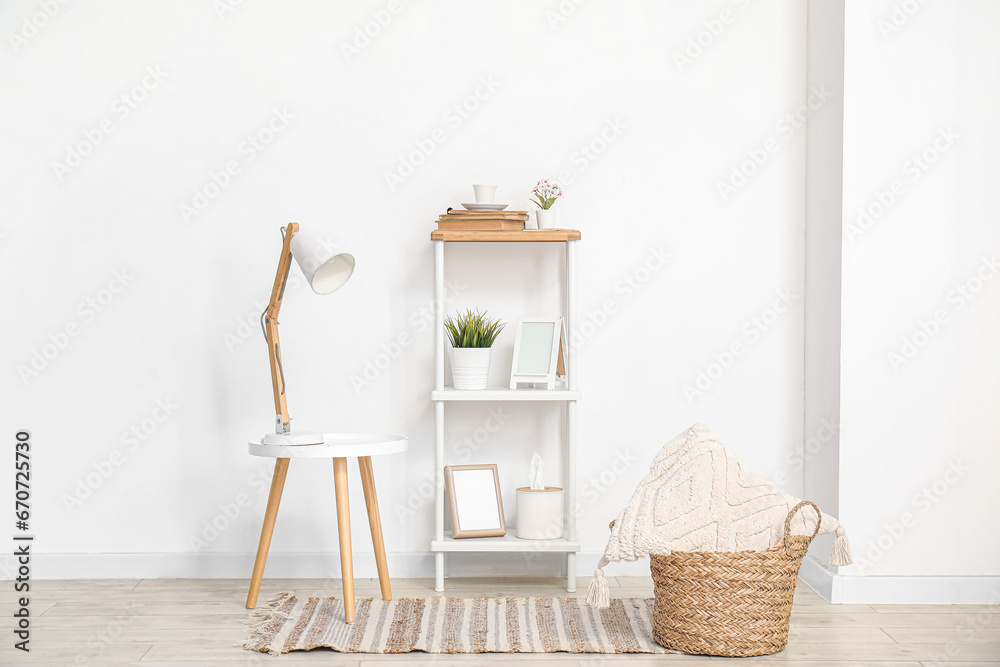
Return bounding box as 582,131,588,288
462,203,509,211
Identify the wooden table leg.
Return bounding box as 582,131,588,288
359,456,391,601
246,457,290,609
333,457,355,623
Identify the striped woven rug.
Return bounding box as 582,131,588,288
243,593,670,655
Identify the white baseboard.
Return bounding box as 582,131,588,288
2,551,641,581
799,554,837,600
800,555,1000,604
9,551,994,604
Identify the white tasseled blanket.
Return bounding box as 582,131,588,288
587,423,851,609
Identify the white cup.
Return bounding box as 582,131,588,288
473,184,497,204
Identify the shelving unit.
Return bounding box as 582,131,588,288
432,229,581,593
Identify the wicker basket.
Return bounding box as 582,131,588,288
649,500,821,657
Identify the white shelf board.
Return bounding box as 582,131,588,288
432,386,580,402
431,531,580,553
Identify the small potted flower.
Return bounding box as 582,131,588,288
445,309,505,390
530,179,563,229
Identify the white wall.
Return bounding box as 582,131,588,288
800,0,1000,603
4,2,995,604
1,0,810,580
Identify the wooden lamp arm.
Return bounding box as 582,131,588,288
264,223,299,433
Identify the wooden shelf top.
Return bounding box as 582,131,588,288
431,229,581,242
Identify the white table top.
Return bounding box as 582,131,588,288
248,433,407,459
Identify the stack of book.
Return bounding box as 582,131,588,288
436,208,529,231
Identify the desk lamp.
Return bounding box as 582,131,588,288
260,223,354,445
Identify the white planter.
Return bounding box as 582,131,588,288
535,209,556,229
449,347,492,390
515,486,564,539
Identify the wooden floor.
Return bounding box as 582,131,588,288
2,577,998,665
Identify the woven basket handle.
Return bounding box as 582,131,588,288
783,500,821,555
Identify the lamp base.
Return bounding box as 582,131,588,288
262,431,325,446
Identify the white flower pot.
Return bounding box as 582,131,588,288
515,486,564,539
449,347,492,390
535,209,556,230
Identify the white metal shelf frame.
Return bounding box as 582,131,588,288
432,236,579,593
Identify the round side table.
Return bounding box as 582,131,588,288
246,433,407,623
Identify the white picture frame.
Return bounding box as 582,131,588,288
509,317,564,390
444,464,506,538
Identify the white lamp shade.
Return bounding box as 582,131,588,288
289,227,355,294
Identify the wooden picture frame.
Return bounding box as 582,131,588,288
444,464,506,538
509,317,565,390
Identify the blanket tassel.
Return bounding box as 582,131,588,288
830,526,852,566
587,556,611,609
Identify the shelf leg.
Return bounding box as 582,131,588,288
434,401,445,592
434,241,445,392
565,238,579,602
434,240,446,593
566,240,578,392
566,399,578,594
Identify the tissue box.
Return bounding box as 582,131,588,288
515,486,564,540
